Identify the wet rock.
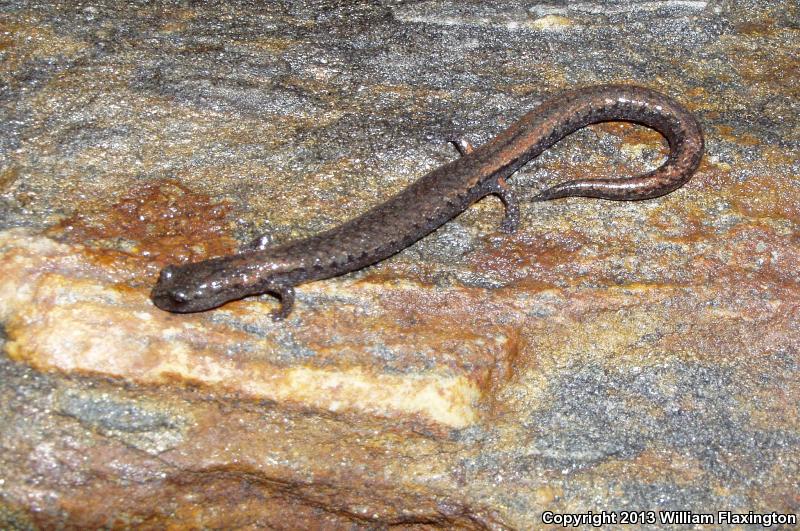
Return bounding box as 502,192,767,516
0,0,798,528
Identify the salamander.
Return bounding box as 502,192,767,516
151,84,704,319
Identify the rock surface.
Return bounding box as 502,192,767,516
1,0,798,528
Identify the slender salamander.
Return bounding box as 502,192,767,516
151,84,704,319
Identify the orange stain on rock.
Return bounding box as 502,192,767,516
468,230,587,284
48,179,238,279
715,124,761,147
729,173,800,224
595,121,667,150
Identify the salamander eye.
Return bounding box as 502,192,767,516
160,266,176,281
171,290,189,303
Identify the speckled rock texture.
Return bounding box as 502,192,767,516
1,0,798,528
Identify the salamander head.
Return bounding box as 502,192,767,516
151,255,277,313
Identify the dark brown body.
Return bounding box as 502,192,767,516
152,84,704,318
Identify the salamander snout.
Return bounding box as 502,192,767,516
151,263,226,313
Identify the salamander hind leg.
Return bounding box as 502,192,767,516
490,177,520,233
268,285,295,321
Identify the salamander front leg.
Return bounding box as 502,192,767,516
269,285,295,321
491,177,520,233
241,234,272,252
449,137,475,156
